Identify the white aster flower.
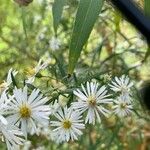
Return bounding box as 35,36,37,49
35,58,50,73
51,107,85,143
0,122,24,150
26,58,50,84
109,75,133,95
113,95,133,117
49,37,61,51
7,86,51,138
72,82,112,124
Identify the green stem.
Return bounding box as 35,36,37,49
21,7,28,43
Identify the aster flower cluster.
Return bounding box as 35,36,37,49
49,75,134,143
109,75,134,117
0,69,24,150
0,61,134,149
0,67,51,149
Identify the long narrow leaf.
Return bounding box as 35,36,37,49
68,0,104,74
52,0,66,34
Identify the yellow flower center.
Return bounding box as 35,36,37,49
120,103,127,109
19,104,31,118
63,120,72,129
88,95,96,106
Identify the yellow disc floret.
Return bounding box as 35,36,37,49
120,102,127,109
63,120,72,129
19,104,31,118
88,95,96,107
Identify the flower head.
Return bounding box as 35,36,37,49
51,107,85,143
26,58,50,84
35,58,50,73
7,86,51,138
0,122,24,150
109,75,133,95
113,95,133,117
72,82,112,124
49,37,61,51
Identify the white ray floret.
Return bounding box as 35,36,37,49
49,100,61,115
109,75,133,95
72,82,112,124
7,86,51,138
113,95,133,117
0,88,24,149
0,122,24,150
51,107,85,143
35,58,51,74
0,90,11,125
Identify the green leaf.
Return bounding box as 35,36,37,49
144,0,150,16
11,72,17,87
52,0,66,34
21,7,28,41
68,0,104,74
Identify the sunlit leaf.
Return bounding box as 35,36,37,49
68,0,104,74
